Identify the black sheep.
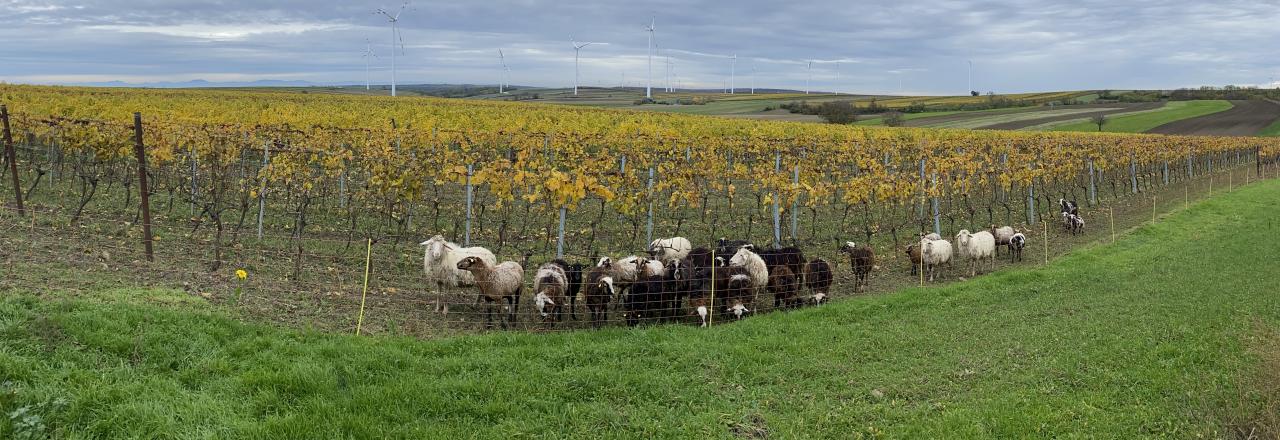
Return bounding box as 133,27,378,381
685,247,716,271
624,275,665,326
715,238,754,261
551,259,585,320
756,246,807,280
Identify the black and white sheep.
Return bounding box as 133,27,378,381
533,262,569,325
1059,198,1079,216
803,258,833,305
647,237,692,263
920,237,953,282
455,256,524,329
1009,232,1026,263
1065,213,1085,235
582,264,616,328
420,235,496,315
839,241,875,293
955,229,996,277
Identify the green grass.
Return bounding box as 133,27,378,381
1051,100,1233,133
3,180,1280,438
1259,118,1280,137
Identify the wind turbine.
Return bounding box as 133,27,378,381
374,2,409,97
498,49,511,93
967,60,973,95
835,61,840,94
805,61,813,94
751,65,756,95
361,39,377,91
645,17,655,98
571,36,597,96
729,54,737,94
665,55,673,92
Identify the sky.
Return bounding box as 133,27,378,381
3,0,1280,95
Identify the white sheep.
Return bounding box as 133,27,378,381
955,229,996,277
647,237,692,263
922,232,942,241
600,256,641,296
455,256,524,329
420,235,496,315
920,237,953,282
533,263,569,324
728,246,770,289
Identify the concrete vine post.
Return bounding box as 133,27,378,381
132,112,154,262
256,141,269,240
464,163,474,247
790,162,799,242
1088,158,1096,206
772,152,782,247
645,167,655,246
931,173,940,236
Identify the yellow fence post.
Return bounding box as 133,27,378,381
355,238,373,335
1042,220,1048,265
1109,207,1115,243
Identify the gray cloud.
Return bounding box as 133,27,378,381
2,0,1279,93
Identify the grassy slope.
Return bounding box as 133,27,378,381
1259,118,1280,137
1052,100,1233,133
3,181,1280,438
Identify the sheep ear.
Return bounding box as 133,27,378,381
442,243,455,250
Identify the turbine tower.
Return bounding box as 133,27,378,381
645,17,655,99
498,49,511,93
374,2,409,97
361,39,377,91
729,54,737,94
751,65,756,94
835,61,840,94
571,36,596,96
967,60,973,95
805,61,813,94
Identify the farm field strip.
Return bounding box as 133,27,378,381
1051,100,1233,133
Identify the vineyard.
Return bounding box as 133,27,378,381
2,84,1279,337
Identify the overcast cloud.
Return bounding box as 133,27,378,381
3,0,1279,94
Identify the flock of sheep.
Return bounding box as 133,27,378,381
419,199,1083,330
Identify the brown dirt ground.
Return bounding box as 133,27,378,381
1146,100,1280,136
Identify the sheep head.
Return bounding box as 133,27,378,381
839,241,858,253
728,247,755,267
534,291,556,317
956,230,972,246
599,276,615,297
421,235,450,261
596,257,613,269
455,256,484,271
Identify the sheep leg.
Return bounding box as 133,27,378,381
569,296,578,320
485,300,495,329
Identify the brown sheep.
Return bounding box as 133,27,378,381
905,244,922,276
840,241,875,293
768,265,801,309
